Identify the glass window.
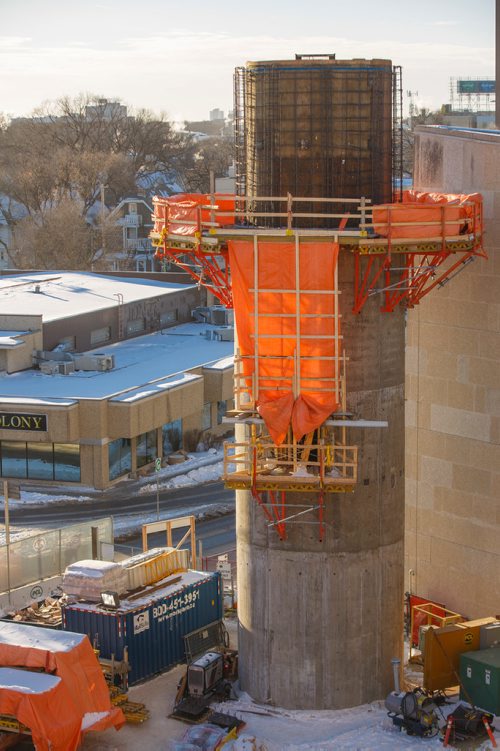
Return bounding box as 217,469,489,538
202,403,212,431
90,326,111,345
136,429,157,468
160,310,177,326
126,319,145,336
27,442,54,480
217,400,227,425
54,443,81,482
108,437,132,481
1,441,27,478
162,419,182,455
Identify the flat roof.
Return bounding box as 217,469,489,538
0,321,233,402
0,272,194,323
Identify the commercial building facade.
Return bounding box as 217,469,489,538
0,273,234,490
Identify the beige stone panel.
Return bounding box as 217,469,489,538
443,327,480,357
452,464,491,496
418,376,448,406
479,331,500,360
79,400,108,441
484,389,500,416
433,486,476,518
447,381,475,411
430,404,491,442
473,385,487,413
443,433,472,464
467,357,499,389
405,450,418,480
491,417,500,445
413,482,435,511
490,471,500,499
471,494,499,524
419,455,452,488
405,345,424,376
468,440,500,472
428,537,500,618
203,369,223,403
405,398,417,430
405,479,417,507
468,273,500,305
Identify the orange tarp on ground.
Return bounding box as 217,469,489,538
153,193,236,237
228,239,340,445
0,623,124,741
372,190,482,239
0,668,82,751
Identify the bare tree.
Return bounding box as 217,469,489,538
0,95,194,269
181,137,235,193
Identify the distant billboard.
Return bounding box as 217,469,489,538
457,80,495,94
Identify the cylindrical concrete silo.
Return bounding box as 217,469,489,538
234,57,405,709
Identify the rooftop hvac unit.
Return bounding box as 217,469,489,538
40,361,61,375
59,361,75,375
216,327,234,342
73,354,115,372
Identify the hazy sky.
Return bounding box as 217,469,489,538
0,0,495,123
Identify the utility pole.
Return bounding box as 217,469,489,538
100,183,107,257
407,90,419,130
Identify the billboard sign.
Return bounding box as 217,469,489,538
457,80,495,94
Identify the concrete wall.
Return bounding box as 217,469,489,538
406,126,500,618
237,251,405,709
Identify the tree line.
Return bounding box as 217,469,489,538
0,95,234,270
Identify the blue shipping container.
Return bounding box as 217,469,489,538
62,571,222,685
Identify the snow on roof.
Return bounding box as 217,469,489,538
0,322,233,401
0,330,28,348
111,372,201,403
0,272,195,323
65,570,215,613
0,667,61,694
204,355,233,371
0,621,85,652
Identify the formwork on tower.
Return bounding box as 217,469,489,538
151,189,485,540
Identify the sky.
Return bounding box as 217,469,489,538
0,0,495,123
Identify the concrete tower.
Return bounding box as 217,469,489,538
234,57,405,709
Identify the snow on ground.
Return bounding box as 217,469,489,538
2,451,499,748
0,448,230,545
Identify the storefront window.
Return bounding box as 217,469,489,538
1,441,27,478
162,419,182,455
0,441,80,482
54,444,81,482
217,401,227,425
136,429,157,468
202,403,212,430
108,438,131,481
27,442,54,480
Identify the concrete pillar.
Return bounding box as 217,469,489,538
236,251,405,709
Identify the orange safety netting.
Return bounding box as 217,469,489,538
0,623,124,745
228,239,340,445
152,193,236,237
372,190,482,239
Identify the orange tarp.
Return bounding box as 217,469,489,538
0,623,124,743
153,193,236,237
228,239,340,445
0,668,82,751
372,190,482,239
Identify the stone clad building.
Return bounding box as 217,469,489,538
0,272,234,490
406,126,500,618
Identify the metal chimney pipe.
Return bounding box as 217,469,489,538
391,657,401,693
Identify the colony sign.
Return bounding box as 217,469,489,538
0,413,47,432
